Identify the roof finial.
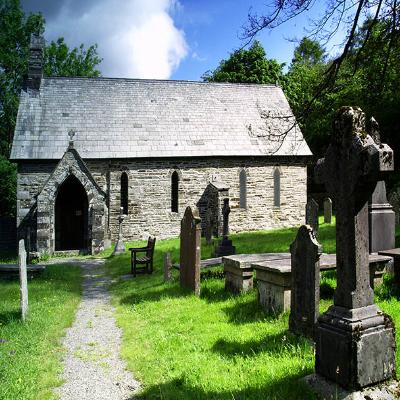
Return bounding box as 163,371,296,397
68,129,76,149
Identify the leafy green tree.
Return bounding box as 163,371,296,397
291,37,326,66
0,0,102,216
44,38,101,77
202,41,285,85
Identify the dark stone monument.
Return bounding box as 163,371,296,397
289,225,321,340
215,199,236,257
204,208,213,245
164,252,172,282
323,198,332,224
314,107,396,390
305,198,319,235
19,239,28,322
369,180,395,253
180,206,201,296
112,207,126,255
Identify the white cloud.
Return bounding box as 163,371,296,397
45,0,188,79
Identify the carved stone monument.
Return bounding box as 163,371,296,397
215,199,236,257
19,239,28,322
305,198,319,235
164,252,172,282
180,206,201,296
112,207,126,255
314,107,396,390
289,225,321,340
369,180,395,253
323,198,332,224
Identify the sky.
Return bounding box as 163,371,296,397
21,0,347,81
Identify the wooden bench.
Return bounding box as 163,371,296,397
129,237,156,277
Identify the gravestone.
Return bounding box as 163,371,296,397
164,252,172,282
204,208,213,245
289,225,321,340
215,199,236,257
305,198,319,235
323,198,332,224
180,206,201,296
369,180,395,253
19,239,28,322
112,207,126,255
314,107,396,390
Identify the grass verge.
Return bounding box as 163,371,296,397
0,264,82,400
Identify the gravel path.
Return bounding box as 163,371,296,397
56,259,140,400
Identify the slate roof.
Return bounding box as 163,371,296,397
10,77,312,160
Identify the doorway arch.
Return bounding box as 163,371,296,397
55,175,88,251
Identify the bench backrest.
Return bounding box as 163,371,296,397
147,237,156,258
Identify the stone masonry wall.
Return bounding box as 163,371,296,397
17,157,307,246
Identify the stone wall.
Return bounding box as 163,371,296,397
16,156,307,247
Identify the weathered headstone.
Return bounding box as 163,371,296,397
323,198,332,224
19,239,28,322
112,207,126,255
204,208,213,245
215,199,236,257
163,252,172,282
180,206,201,296
314,107,396,390
289,225,321,339
369,180,395,253
305,198,319,235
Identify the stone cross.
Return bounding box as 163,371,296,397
68,129,76,149
289,225,321,340
112,207,126,255
164,252,172,282
19,239,28,322
222,198,231,238
305,198,319,235
314,107,395,389
180,206,201,296
323,198,332,224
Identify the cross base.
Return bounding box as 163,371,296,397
315,305,396,390
112,239,126,255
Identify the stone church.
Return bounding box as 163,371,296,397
10,35,312,255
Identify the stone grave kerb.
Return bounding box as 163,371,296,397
180,206,201,296
314,106,396,389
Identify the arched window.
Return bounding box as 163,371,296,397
239,169,247,209
171,171,179,212
274,168,281,207
121,172,128,214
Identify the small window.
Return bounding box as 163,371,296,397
121,172,128,214
274,168,281,207
171,171,179,212
239,169,247,209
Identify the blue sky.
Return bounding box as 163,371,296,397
22,0,346,81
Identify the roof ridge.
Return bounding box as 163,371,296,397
42,76,280,88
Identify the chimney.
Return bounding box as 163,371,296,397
27,34,45,90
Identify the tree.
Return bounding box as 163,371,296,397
243,1,399,89
291,37,326,66
202,41,285,85
44,38,101,77
0,0,102,216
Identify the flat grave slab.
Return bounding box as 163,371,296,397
252,253,392,314
223,253,291,293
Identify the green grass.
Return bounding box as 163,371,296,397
0,265,82,400
104,219,338,399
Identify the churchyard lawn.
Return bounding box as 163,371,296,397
0,265,82,400
104,216,400,400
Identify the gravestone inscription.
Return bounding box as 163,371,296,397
305,198,319,235
19,239,28,322
314,107,396,390
180,206,201,296
289,225,321,339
